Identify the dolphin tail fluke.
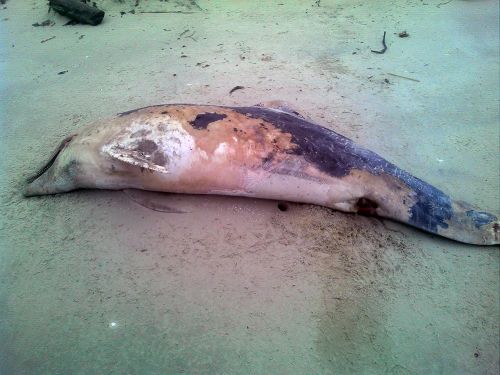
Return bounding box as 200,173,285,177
437,201,500,246
379,173,500,246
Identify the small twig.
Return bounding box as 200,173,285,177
387,72,420,82
229,85,244,95
191,0,203,11
41,36,56,43
185,30,196,41
32,19,55,27
437,0,453,7
139,11,196,14
371,31,387,54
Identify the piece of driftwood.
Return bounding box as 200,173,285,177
49,0,104,26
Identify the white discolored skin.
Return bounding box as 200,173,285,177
102,117,195,175
24,104,499,245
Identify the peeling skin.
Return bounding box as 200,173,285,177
24,104,500,245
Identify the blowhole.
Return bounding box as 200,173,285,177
277,202,289,212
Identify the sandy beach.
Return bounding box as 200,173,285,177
0,1,498,373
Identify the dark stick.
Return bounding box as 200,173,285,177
48,0,105,26
139,11,197,14
387,73,420,82
229,86,244,95
371,31,387,54
437,0,454,7
40,36,56,43
191,0,203,11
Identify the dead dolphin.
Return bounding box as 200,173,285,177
24,102,499,245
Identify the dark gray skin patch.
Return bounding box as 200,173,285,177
152,152,167,166
466,210,497,228
135,140,158,153
232,106,453,233
262,152,276,169
189,112,227,130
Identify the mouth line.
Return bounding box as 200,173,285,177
26,134,76,184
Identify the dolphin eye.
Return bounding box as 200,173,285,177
64,159,81,178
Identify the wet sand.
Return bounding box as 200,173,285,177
0,1,498,374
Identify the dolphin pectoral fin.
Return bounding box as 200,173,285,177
123,189,188,213
253,100,308,119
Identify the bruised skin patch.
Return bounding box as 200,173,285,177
133,105,302,194
111,105,454,234
173,106,417,223
181,107,297,170
356,197,379,215
232,106,453,233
